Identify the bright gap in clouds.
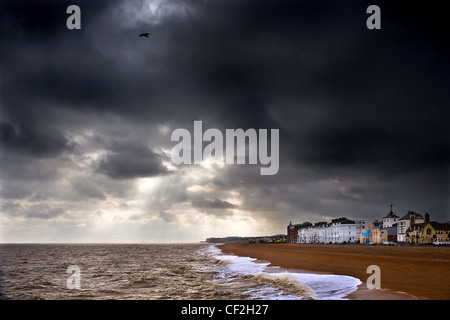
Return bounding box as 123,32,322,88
116,0,196,27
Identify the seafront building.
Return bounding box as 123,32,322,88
287,221,312,243
298,222,326,244
360,220,393,244
405,213,450,244
383,205,399,228
397,211,424,242
296,217,365,244
327,218,364,244
289,206,449,245
360,207,400,244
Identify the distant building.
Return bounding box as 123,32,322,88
297,217,363,244
405,213,450,245
360,221,388,244
397,211,424,242
299,222,327,244
326,217,359,244
287,221,312,243
383,205,399,228
354,220,367,237
384,226,398,243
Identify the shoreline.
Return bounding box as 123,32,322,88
216,242,450,300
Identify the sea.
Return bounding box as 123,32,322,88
0,243,361,300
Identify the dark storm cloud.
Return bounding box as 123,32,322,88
96,141,168,180
0,121,70,157
2,0,447,143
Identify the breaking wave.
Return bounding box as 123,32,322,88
207,245,361,300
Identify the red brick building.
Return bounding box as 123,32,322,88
287,221,312,243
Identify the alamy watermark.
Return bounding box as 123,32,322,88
366,5,381,30
170,121,279,175
366,265,381,289
66,5,81,30
66,265,81,290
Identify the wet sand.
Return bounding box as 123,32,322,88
217,242,450,300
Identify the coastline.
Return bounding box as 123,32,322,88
217,242,450,300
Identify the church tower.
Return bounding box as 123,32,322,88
383,203,399,228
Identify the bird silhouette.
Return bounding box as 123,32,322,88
139,33,151,38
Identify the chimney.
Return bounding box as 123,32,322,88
425,213,430,224
410,212,415,225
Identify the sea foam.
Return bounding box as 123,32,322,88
208,245,361,300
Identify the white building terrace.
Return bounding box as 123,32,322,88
297,217,366,244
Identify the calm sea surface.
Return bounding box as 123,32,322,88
0,243,360,300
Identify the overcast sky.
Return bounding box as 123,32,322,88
0,0,448,243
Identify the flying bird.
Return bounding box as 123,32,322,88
139,33,151,38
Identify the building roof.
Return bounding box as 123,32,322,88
383,210,399,219
406,221,450,233
399,210,424,221
290,222,312,229
382,226,398,235
430,221,450,231
313,222,328,228
406,223,425,233
373,220,383,228
331,217,355,225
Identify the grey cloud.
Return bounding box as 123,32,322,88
0,153,62,181
22,204,65,219
30,191,55,202
191,197,237,210
159,211,177,223
71,179,106,200
96,142,169,180
0,121,70,158
0,201,23,214
0,184,32,200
